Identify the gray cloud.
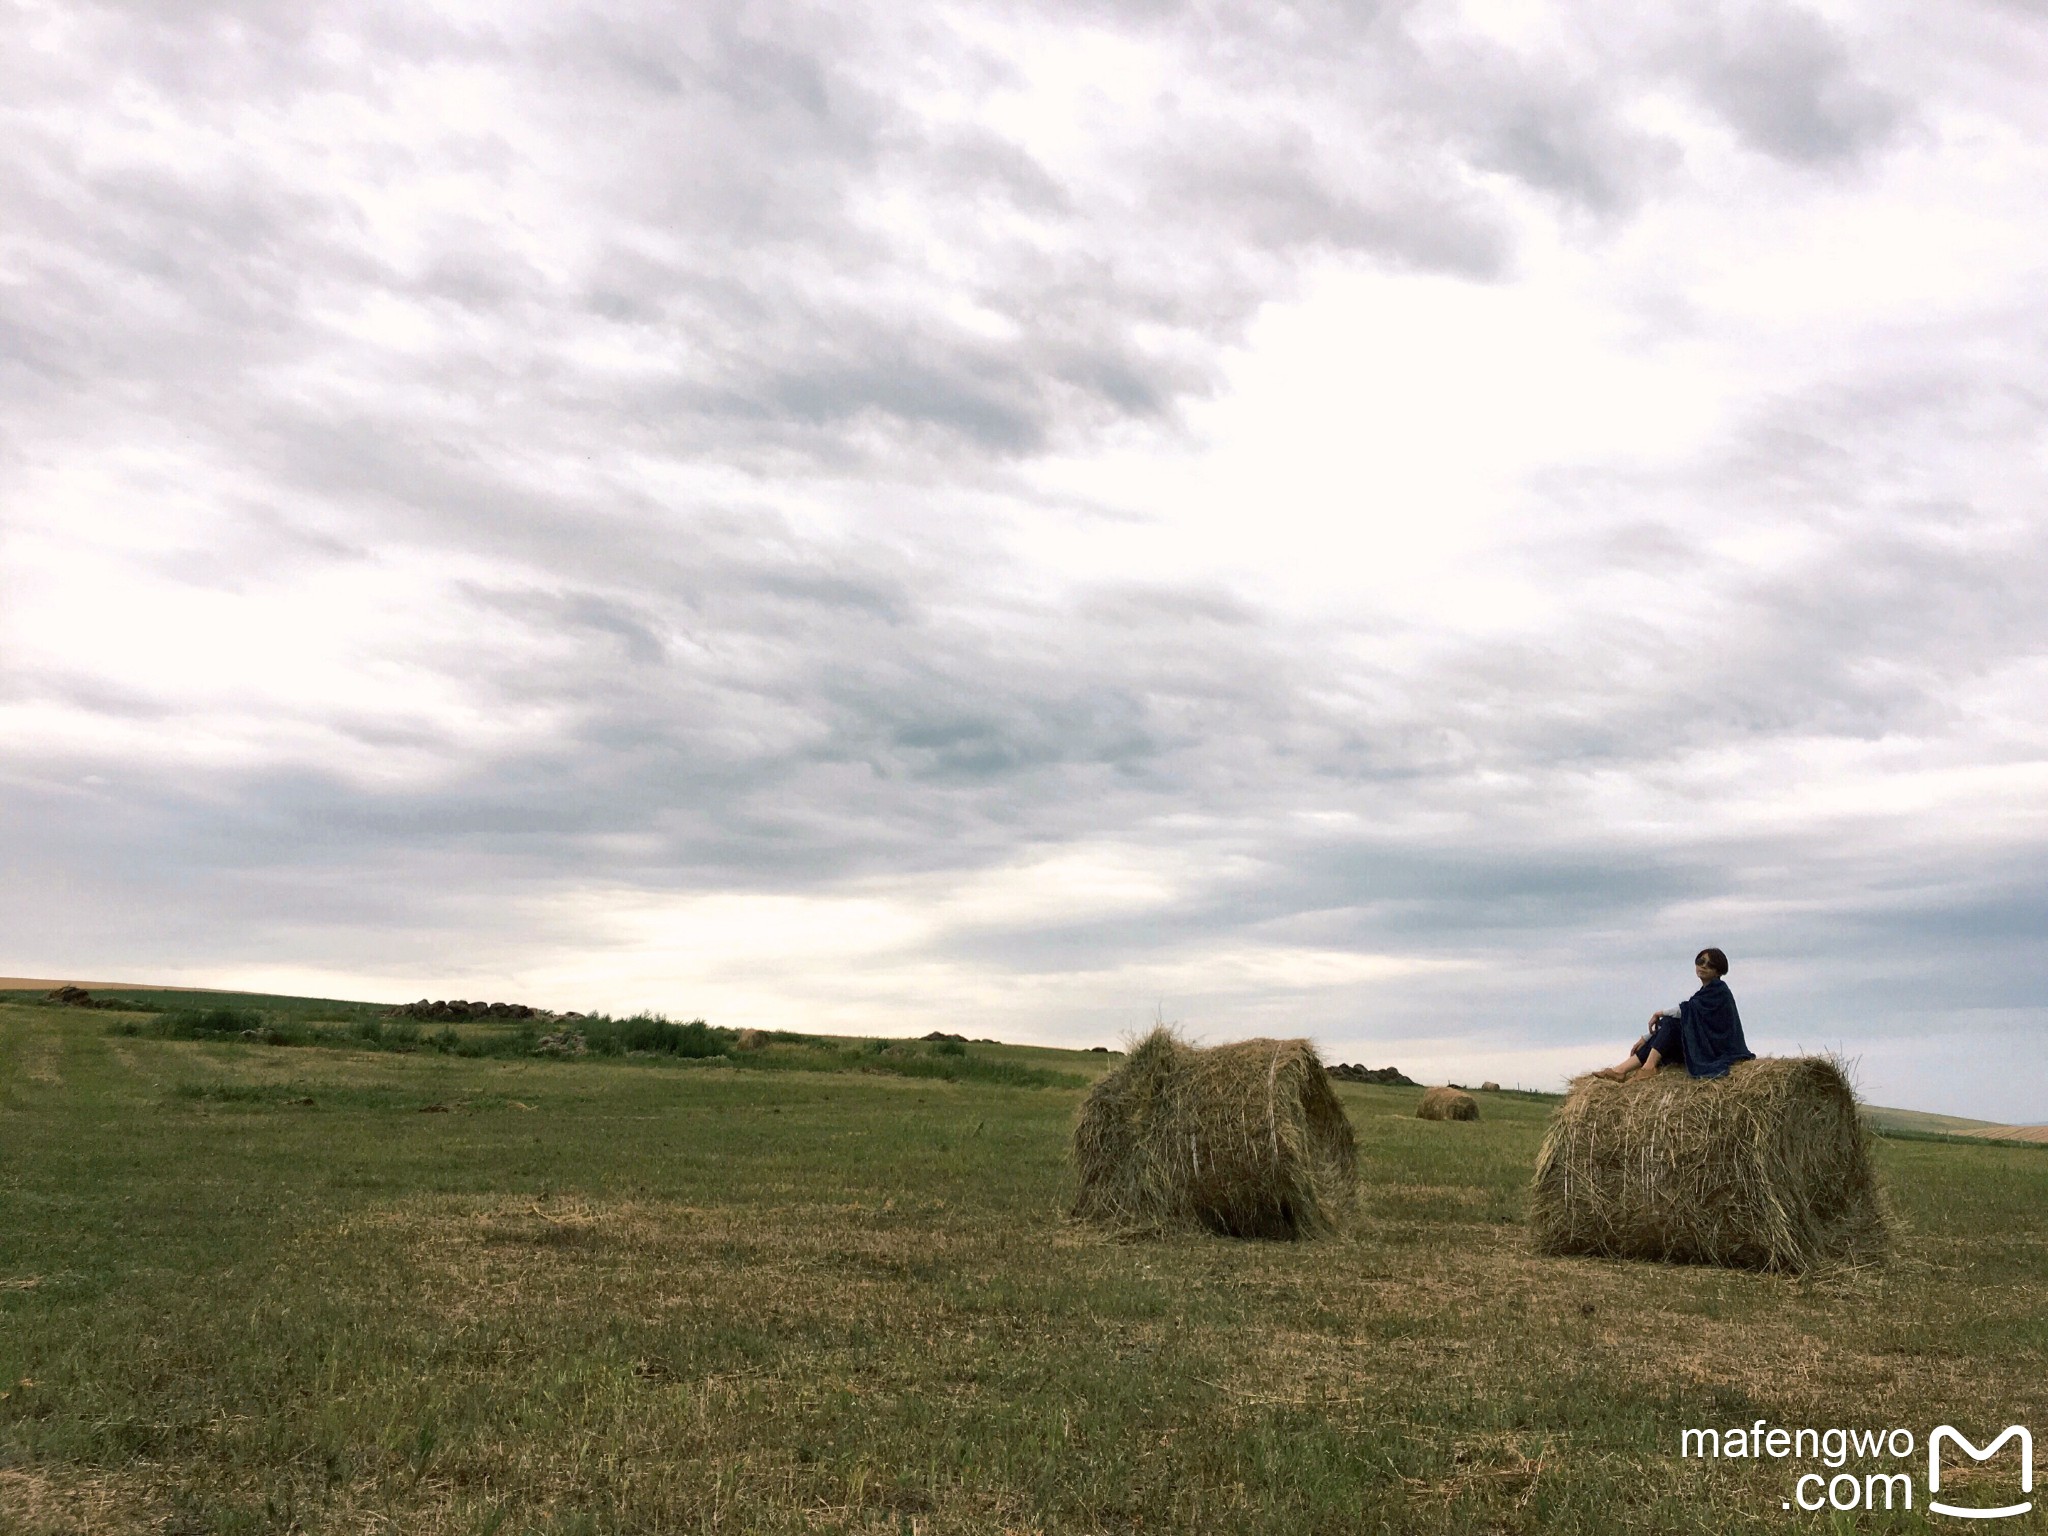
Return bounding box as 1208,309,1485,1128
4,0,2045,1120
1683,2,1906,165
0,0,1782,481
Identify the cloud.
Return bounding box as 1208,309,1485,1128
1682,1,1907,166
4,0,2046,1122
0,0,1739,483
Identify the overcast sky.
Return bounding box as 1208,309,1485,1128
5,0,2046,1119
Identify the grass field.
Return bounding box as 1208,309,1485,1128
1,993,2043,1534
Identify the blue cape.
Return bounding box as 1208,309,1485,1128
1677,978,1755,1079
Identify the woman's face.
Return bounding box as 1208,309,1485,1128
1695,960,1719,985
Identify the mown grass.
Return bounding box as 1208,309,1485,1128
1,994,2043,1534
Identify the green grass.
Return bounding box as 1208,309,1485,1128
1,994,2043,1534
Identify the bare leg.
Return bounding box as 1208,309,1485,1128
1626,1047,1664,1080
1593,1036,1650,1080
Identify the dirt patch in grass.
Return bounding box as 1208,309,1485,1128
19,1037,62,1087
367,1194,992,1291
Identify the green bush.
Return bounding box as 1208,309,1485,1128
579,1015,728,1058
860,1053,1071,1088
161,1007,267,1036
155,1007,314,1046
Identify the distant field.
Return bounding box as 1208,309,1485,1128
1857,1104,2048,1145
0,980,214,994
2,990,2044,1534
1858,1105,2002,1137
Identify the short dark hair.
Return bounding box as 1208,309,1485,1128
1695,947,1729,976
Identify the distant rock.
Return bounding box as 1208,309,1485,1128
1326,1063,1419,1087
392,999,551,1022
43,985,120,1010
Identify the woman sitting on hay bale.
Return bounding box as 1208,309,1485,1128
1593,947,1753,1081
1534,945,1887,1271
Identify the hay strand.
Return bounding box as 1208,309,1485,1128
1418,1087,1479,1121
1070,1028,1358,1239
1529,1056,1887,1272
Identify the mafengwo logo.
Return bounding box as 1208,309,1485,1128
1678,1420,2033,1516
1929,1425,2032,1520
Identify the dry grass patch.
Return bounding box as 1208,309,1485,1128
1197,1215,2035,1439
0,1466,168,1535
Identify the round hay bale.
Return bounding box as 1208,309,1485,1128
1529,1056,1887,1273
1070,1028,1358,1239
1418,1087,1479,1121
1480,1080,1501,1092
733,1028,766,1052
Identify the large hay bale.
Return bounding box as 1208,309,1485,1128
1071,1029,1358,1239
1529,1056,1886,1272
1418,1086,1479,1121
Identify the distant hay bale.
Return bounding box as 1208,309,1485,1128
1070,1028,1358,1239
1418,1087,1479,1121
1480,1081,1501,1093
734,1028,766,1052
1529,1056,1887,1273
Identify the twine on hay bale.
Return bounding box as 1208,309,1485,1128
1070,1028,1358,1239
1418,1086,1480,1121
1529,1056,1887,1273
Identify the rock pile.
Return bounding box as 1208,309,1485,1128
43,986,121,1010
1325,1063,1418,1087
392,999,573,1022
